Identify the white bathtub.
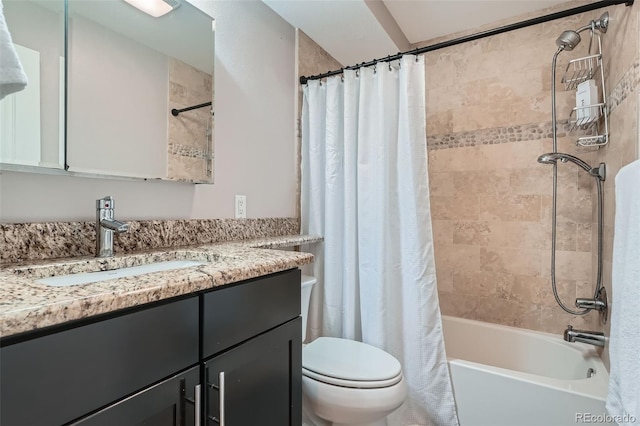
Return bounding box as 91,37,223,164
442,316,611,426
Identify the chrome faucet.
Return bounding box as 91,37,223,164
96,196,129,257
564,325,605,347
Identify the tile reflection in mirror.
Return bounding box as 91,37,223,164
66,0,214,183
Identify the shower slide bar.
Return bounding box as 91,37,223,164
299,0,633,84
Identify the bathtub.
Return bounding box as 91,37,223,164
442,316,612,426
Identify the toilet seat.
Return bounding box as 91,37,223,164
302,367,402,389
302,337,403,389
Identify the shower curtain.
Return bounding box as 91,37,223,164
301,55,458,426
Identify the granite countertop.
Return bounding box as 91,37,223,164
0,235,323,338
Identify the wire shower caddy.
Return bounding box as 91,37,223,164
559,29,609,148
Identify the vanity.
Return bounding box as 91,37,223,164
0,235,320,426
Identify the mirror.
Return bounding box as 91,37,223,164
1,0,215,184
0,0,65,170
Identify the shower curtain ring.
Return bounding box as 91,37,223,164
373,63,377,74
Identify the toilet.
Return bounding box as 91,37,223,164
301,275,407,426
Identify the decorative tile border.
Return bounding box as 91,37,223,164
428,122,555,150
428,58,639,151
427,121,587,150
0,218,300,264
168,142,213,160
607,57,640,114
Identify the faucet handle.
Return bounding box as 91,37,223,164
564,325,573,341
96,195,115,209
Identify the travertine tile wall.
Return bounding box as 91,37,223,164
296,30,343,219
429,137,598,333
595,2,639,365
167,58,214,183
417,3,639,334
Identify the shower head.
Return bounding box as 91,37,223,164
537,152,605,180
556,30,581,51
556,12,610,51
537,152,591,171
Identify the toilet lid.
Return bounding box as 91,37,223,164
302,337,402,383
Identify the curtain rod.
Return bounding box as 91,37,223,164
299,0,633,84
171,102,213,117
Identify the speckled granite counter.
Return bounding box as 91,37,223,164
0,235,322,338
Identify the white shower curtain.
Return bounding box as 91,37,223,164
301,56,459,426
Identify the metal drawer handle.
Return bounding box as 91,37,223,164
194,384,201,426
183,384,202,426
219,372,225,426
209,372,225,425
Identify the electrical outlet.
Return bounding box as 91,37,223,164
235,195,246,219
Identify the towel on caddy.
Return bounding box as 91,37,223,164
0,0,28,100
606,159,640,425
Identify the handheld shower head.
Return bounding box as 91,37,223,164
556,30,581,51
537,152,562,165
537,152,606,180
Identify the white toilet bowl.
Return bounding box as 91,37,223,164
301,276,407,426
302,370,407,425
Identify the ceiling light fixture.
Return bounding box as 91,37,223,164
123,0,181,18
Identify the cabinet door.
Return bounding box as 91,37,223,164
204,318,301,426
72,366,200,426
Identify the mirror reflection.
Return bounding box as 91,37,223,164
0,0,65,170
1,0,215,183
67,0,215,183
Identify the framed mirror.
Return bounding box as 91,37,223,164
1,0,215,184
0,0,65,170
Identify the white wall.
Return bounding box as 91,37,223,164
67,14,168,178
0,0,297,222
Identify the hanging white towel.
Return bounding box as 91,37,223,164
0,0,28,100
606,159,640,425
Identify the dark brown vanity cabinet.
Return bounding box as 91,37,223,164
0,268,302,426
202,269,302,426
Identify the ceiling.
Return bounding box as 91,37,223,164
263,0,574,67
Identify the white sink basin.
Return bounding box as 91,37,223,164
37,260,206,287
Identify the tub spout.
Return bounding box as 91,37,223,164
564,325,605,347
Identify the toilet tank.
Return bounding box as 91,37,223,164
301,275,317,342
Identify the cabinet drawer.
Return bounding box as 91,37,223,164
1,297,199,426
202,269,300,358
